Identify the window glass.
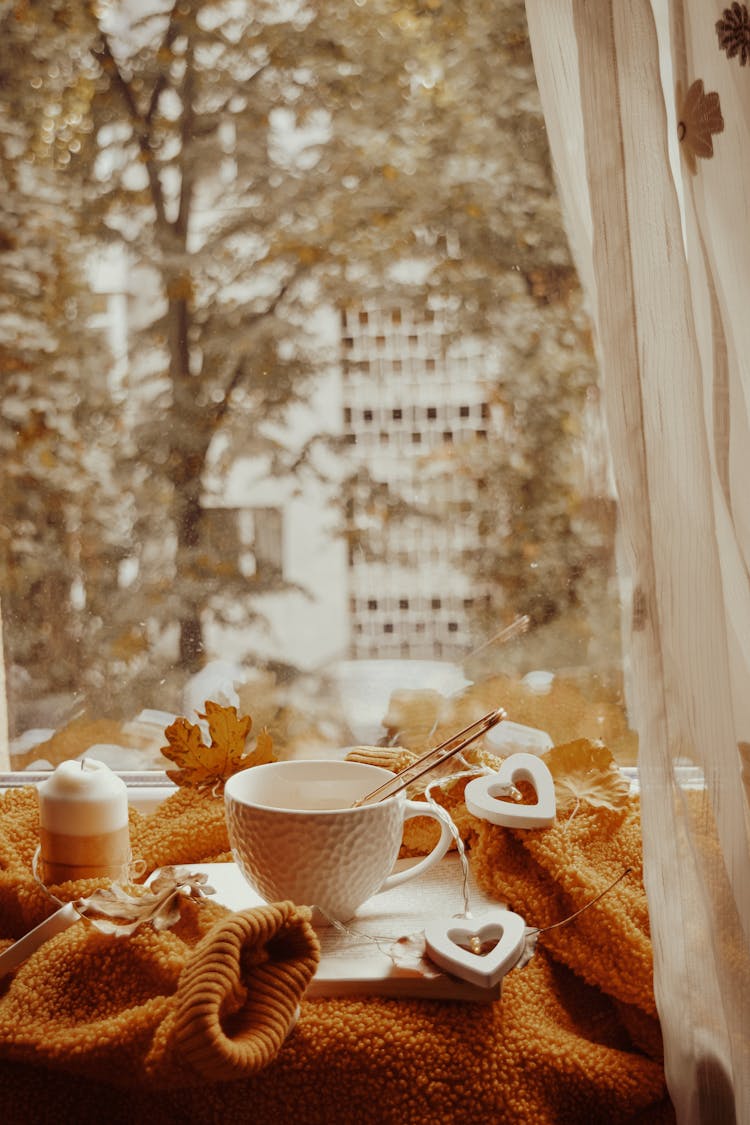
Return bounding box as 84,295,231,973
0,0,634,776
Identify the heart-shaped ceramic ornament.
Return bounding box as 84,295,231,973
464,752,556,828
423,908,527,989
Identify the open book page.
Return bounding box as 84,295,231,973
186,857,503,1002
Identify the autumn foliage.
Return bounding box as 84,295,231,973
162,702,275,794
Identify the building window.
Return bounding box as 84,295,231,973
253,508,284,575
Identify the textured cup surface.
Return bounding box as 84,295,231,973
225,760,428,920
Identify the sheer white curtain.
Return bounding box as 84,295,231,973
525,2,750,1122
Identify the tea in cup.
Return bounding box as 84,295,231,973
224,759,453,922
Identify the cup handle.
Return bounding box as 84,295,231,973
377,799,453,893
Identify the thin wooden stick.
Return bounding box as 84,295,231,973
353,708,506,807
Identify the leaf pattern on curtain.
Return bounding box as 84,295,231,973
716,3,750,65
525,2,750,1123
676,80,724,174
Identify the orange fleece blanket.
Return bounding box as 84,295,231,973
0,783,674,1124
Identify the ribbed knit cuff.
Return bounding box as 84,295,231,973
172,903,320,1081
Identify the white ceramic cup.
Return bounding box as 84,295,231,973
224,759,453,922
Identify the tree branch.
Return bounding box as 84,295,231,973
175,41,195,240
146,11,180,124
210,269,304,432
92,25,169,230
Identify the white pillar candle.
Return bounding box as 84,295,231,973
37,759,130,884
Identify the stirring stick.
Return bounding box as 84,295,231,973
353,707,506,807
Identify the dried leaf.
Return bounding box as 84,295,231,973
162,718,213,787
203,701,253,763
388,931,442,978
516,927,539,971
162,700,275,793
544,738,630,813
73,868,215,937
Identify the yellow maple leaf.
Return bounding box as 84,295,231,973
162,701,275,794
544,738,630,814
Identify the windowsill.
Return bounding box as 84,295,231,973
0,771,178,816
0,764,706,817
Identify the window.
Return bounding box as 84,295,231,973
251,509,284,576
0,0,631,778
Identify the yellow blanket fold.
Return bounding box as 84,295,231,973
0,782,675,1124
469,800,656,1016
0,889,319,1088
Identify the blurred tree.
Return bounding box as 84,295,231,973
0,0,615,725
0,51,133,717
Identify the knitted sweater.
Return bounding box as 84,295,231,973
0,782,674,1124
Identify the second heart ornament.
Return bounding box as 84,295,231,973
423,908,527,988
464,752,557,828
